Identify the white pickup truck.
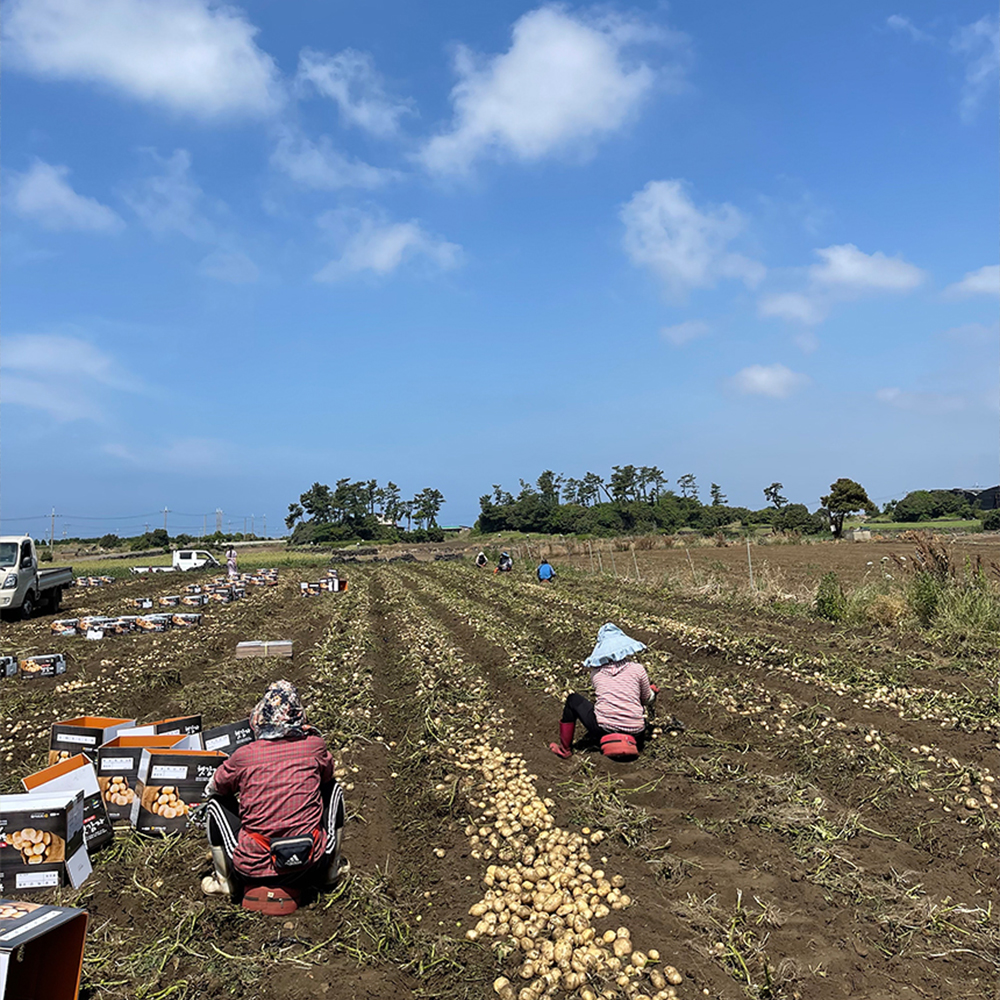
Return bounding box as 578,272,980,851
0,536,74,619
130,550,221,574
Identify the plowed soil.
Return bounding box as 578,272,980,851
1,561,996,1000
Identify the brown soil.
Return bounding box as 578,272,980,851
1,564,997,1000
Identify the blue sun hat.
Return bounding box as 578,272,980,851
583,623,646,668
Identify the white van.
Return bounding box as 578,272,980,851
172,550,221,571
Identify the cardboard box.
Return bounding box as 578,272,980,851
49,716,136,766
235,640,293,659
184,584,203,594
17,655,66,679
0,657,17,680
50,620,79,637
23,756,114,852
119,715,202,739
132,597,154,610
130,749,225,834
0,899,88,1000
200,719,254,755
135,615,170,632
171,613,202,628
158,595,181,607
96,734,199,822
180,594,208,606
0,791,91,893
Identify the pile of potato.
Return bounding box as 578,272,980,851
103,776,136,807
145,786,189,819
457,742,683,999
8,828,64,865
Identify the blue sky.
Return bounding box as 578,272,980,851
2,0,997,537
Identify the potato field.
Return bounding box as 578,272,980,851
1,559,997,1000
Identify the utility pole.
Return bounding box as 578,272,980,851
243,516,247,534
216,509,223,533
251,514,255,536
163,507,170,533
50,508,56,547
263,515,266,539
203,514,207,538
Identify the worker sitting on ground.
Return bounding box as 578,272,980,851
536,558,556,583
475,551,489,568
201,680,346,914
549,623,678,761
496,551,513,573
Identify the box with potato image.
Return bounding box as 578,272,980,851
23,755,114,852
0,657,17,680
96,734,201,823
0,790,91,893
0,898,88,1000
130,748,226,834
49,716,136,766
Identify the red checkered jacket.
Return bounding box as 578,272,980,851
211,734,334,878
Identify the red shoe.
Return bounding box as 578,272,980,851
242,885,300,915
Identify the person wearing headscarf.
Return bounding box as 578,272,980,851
201,680,346,903
226,546,238,580
549,624,659,759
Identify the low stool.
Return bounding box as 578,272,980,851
242,884,300,915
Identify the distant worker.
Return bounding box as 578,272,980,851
226,546,238,580
495,551,513,573
201,680,346,914
548,624,680,762
537,558,556,583
475,551,489,569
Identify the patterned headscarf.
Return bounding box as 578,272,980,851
249,680,320,740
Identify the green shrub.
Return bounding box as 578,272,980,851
815,572,846,621
908,572,940,625
983,509,1000,531
38,547,53,563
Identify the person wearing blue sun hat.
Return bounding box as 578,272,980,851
549,623,680,760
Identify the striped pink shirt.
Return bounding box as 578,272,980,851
590,660,652,734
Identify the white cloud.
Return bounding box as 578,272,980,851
9,160,124,232
621,180,765,298
952,14,1000,122
296,48,413,137
757,291,826,325
875,387,966,414
809,243,925,292
198,250,258,284
125,149,209,239
270,129,398,191
944,264,999,298
660,320,710,347
4,0,282,118
886,15,930,43
731,363,809,399
3,333,139,421
314,210,462,282
419,5,676,173
104,436,233,471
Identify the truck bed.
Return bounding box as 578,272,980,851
37,566,74,589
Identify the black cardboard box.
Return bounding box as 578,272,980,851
0,791,91,893
96,734,200,823
0,899,88,1000
0,657,17,680
200,719,254,755
23,756,114,853
130,749,225,834
17,655,66,680
119,715,202,739
49,716,136,766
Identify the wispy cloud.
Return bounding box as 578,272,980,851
9,159,124,232
296,48,414,138
4,0,283,119
885,15,931,44
419,5,683,174
314,209,462,282
952,14,1000,122
197,251,259,284
621,180,764,299
270,128,399,191
731,363,809,399
943,264,999,298
103,436,234,472
660,319,710,347
875,387,966,414
3,333,141,421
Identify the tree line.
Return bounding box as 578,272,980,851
284,479,446,544
477,467,883,538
